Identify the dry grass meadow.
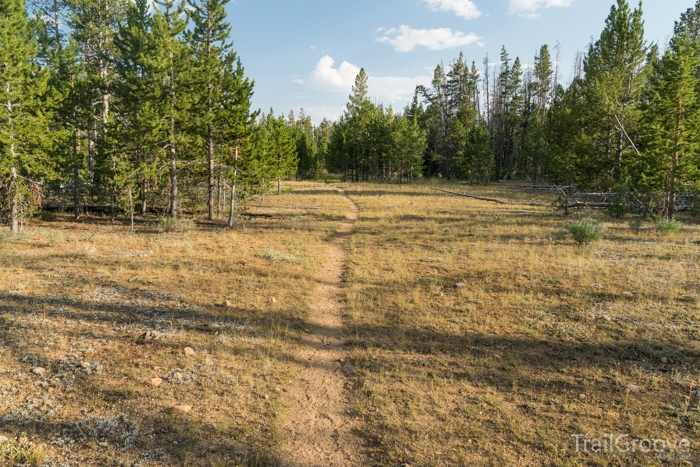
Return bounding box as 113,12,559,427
1,181,700,466
341,183,700,467
0,183,348,466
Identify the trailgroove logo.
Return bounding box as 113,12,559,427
571,434,691,460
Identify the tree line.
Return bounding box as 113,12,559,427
0,0,302,233
316,0,700,219
2,0,699,231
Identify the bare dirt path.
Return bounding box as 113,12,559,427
279,189,364,467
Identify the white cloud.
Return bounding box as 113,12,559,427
303,57,432,116
508,0,574,17
291,78,305,85
307,55,361,92
422,0,482,20
376,26,481,52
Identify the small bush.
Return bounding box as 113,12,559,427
569,216,605,244
656,218,682,235
0,434,47,467
159,218,196,233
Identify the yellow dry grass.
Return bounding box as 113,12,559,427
0,183,347,466
341,183,700,466
2,181,700,467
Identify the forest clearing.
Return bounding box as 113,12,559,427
0,182,699,466
3,0,700,464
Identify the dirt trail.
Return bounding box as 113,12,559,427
279,189,363,467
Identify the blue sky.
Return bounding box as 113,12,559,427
226,0,698,123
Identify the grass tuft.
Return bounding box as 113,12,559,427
0,434,47,467
158,217,197,232
255,250,304,264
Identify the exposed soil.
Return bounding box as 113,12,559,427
279,189,364,467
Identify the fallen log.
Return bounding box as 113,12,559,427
431,187,549,207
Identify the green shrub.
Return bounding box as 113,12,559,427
158,218,196,233
569,216,605,244
0,434,47,466
656,218,682,235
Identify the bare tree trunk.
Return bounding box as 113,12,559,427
668,116,680,220
277,178,281,195
140,179,147,215
228,170,236,228
129,187,134,232
10,167,19,234
208,124,214,220
170,144,178,220
217,171,223,217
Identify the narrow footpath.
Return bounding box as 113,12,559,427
279,189,364,467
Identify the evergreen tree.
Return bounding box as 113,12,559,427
0,0,53,232
187,0,232,220
581,0,648,188
639,29,700,219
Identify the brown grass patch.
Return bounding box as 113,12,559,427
0,183,347,466
342,183,700,466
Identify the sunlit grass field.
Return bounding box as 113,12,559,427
1,181,699,466
341,183,700,466
0,183,348,466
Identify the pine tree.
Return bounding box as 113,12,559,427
0,0,53,232
639,30,700,219
187,0,232,220
581,0,648,188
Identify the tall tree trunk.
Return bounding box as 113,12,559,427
208,123,214,220
228,169,236,228
10,167,19,234
140,179,148,215
73,132,80,219
170,144,178,220
277,177,281,195
667,114,681,220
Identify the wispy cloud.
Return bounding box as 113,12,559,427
508,0,574,18
422,0,482,20
376,26,481,52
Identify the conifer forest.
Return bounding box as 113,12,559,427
1,0,699,230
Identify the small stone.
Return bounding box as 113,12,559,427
184,347,195,356
223,300,232,308
661,357,668,364
579,394,587,400
271,297,277,303
264,395,270,400
80,361,90,369
149,378,163,387
0,435,8,445
32,367,45,376
455,283,466,288
172,405,192,414
337,358,345,364
625,383,640,394
304,329,311,333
